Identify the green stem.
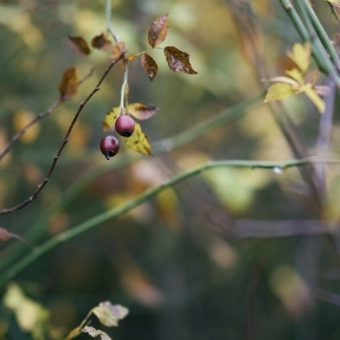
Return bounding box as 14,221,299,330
0,157,338,286
279,0,340,84
119,63,129,108
106,0,119,42
0,94,264,274
298,0,340,70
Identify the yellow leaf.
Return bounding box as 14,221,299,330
287,43,311,73
127,103,158,120
264,83,295,103
3,283,49,334
103,107,120,131
284,68,304,85
125,121,152,156
58,66,79,100
302,84,326,113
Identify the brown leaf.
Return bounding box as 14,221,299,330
111,41,127,60
128,103,158,120
164,46,198,74
125,121,152,156
148,13,169,48
58,66,79,100
68,36,91,56
0,227,11,242
91,32,113,51
141,53,158,80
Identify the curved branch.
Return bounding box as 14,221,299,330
0,57,123,217
0,156,338,285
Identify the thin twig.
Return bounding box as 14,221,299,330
0,67,95,163
0,56,123,217
106,0,120,43
0,156,339,285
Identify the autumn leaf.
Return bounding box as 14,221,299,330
287,42,311,73
58,66,79,100
164,46,198,74
111,41,127,60
91,32,112,51
148,13,169,48
125,121,152,156
93,302,129,327
141,53,158,80
302,85,325,113
83,326,112,340
103,107,119,131
68,36,91,56
264,83,295,103
128,103,158,120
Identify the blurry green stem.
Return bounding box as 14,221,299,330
0,157,339,286
106,0,119,42
279,0,340,85
297,0,340,69
0,94,264,274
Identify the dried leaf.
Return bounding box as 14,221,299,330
91,32,113,51
141,53,158,80
302,84,326,113
128,103,158,120
83,326,112,340
148,13,169,48
164,46,198,74
111,41,126,60
125,121,152,155
68,35,91,56
93,302,129,327
287,43,311,73
58,66,79,100
264,83,295,103
0,227,11,242
103,107,120,132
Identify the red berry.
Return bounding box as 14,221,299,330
115,115,135,137
100,135,120,160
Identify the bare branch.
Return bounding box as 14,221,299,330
0,57,123,217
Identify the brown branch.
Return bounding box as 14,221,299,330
0,57,123,216
0,67,95,163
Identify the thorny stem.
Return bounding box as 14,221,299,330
0,56,123,217
298,0,340,69
106,0,119,43
0,157,339,285
328,2,340,25
279,0,340,85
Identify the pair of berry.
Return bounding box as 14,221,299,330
100,115,135,160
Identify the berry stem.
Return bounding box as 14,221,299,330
119,62,129,108
106,0,120,43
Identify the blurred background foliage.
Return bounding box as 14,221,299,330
0,0,340,339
